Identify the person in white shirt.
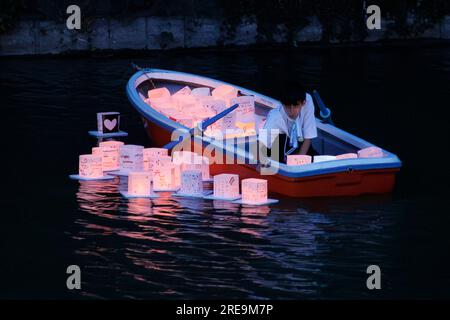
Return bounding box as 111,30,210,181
260,85,318,163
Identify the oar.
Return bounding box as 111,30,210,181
163,103,239,150
312,90,334,125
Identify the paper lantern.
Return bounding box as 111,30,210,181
97,112,120,134
178,170,203,196
286,155,312,166
358,147,384,158
336,153,358,160
213,174,239,199
173,95,198,114
191,87,210,96
118,145,144,174
231,96,255,124
98,140,124,171
313,155,337,163
153,162,180,191
173,86,192,96
127,171,152,197
79,154,103,178
147,155,172,176
148,87,170,100
172,151,199,165
241,178,268,205
199,98,234,131
212,84,237,104
177,117,195,128
195,155,211,181
143,148,168,171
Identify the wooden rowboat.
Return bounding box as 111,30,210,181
126,68,401,198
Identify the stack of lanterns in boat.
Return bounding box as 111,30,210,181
144,84,258,138
286,146,385,166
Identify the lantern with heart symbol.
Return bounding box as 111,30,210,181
97,112,120,134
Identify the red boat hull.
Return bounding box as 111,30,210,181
144,118,398,198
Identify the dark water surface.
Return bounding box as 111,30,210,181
1,45,449,299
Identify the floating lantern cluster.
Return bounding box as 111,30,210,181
71,137,279,205
144,84,256,138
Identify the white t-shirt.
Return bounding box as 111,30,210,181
260,93,318,148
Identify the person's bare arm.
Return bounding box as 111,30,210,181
299,139,311,155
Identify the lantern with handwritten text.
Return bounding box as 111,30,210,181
79,154,103,179
241,178,268,205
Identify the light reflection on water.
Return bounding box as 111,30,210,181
72,177,403,299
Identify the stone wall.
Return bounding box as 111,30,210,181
1,15,449,56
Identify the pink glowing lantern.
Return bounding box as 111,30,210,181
191,87,210,96
173,95,198,114
241,178,268,205
195,155,212,181
231,96,256,133
152,162,180,191
147,155,172,176
358,147,384,158
173,86,192,97
213,174,240,200
143,148,169,171
127,171,153,197
212,84,237,105
96,112,120,134
79,154,103,178
148,87,170,100
98,140,124,171
172,151,198,165
118,145,144,175
178,169,203,196
313,155,337,163
336,153,358,160
286,155,312,166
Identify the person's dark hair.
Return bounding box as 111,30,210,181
277,82,307,106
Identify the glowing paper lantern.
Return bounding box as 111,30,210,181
79,154,103,178
286,155,312,166
173,86,192,96
212,84,237,104
191,87,210,96
213,174,240,200
177,117,195,128
241,178,268,205
199,98,234,131
231,95,255,124
97,112,120,134
172,151,199,165
117,145,144,175
152,162,180,191
92,147,102,158
358,147,384,158
313,155,337,163
98,140,124,171
195,155,212,181
147,155,172,176
143,148,168,171
172,95,198,114
148,87,170,100
336,153,358,160
178,170,203,196
127,171,153,197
